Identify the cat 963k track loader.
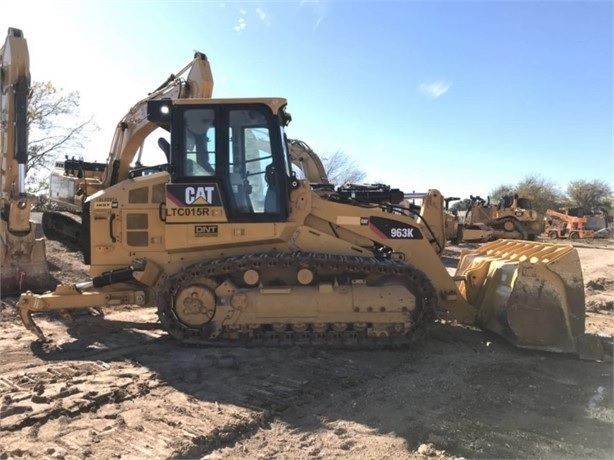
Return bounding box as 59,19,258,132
0,28,51,296
17,44,594,357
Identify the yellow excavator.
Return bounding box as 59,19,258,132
0,28,51,296
42,51,214,247
15,30,596,357
287,138,330,187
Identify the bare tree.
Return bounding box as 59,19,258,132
320,151,367,186
26,81,98,193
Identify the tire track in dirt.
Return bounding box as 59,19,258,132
1,305,422,459
2,241,613,459
1,362,156,431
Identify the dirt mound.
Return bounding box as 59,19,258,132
587,299,614,312
587,277,614,292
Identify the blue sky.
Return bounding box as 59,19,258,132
4,0,613,199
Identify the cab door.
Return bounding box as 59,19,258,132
163,103,289,253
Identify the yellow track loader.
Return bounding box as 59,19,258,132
16,38,594,357
461,194,544,242
404,193,461,245
0,28,51,296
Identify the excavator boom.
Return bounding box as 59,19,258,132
42,52,214,246
1,28,51,296
287,138,330,185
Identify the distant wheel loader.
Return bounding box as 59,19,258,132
10,27,600,358
460,194,544,243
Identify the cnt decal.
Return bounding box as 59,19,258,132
194,224,218,237
368,216,423,239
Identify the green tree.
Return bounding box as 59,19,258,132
26,81,98,193
490,175,563,214
450,198,473,211
566,179,612,211
320,151,367,186
489,184,514,203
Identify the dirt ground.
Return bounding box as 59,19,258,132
1,238,613,459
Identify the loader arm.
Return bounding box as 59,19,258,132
0,27,51,296
400,191,447,253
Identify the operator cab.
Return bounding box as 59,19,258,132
148,98,293,223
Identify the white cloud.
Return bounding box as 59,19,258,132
300,0,328,30
234,17,246,33
234,7,269,33
255,7,270,26
419,81,452,99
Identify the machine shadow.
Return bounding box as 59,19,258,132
26,311,614,459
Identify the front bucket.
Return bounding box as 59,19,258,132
456,239,584,354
